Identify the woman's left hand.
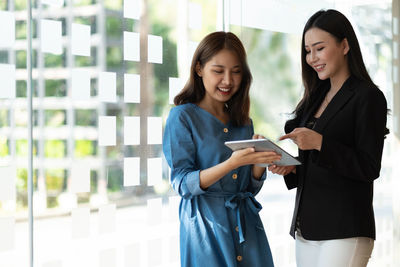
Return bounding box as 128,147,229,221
279,127,323,151
252,134,271,179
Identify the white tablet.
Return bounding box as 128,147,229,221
224,139,301,167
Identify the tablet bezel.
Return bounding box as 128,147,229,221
224,139,301,167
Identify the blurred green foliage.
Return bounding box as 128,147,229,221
75,48,97,67
107,167,123,192
16,50,27,69
0,51,7,63
16,139,38,156
73,0,94,6
16,80,38,98
75,109,97,126
45,140,66,158
0,137,8,157
15,0,27,10
16,168,38,192
75,140,97,157
45,52,65,68
106,46,122,69
45,110,66,127
45,80,67,97
16,50,37,69
106,16,122,38
104,0,122,10
46,169,66,191
16,80,27,97
0,109,8,127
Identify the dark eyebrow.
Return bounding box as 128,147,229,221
305,41,325,48
211,64,241,68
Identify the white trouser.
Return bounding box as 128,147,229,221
295,231,374,267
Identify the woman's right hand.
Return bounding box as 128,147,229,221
228,147,282,169
268,164,296,176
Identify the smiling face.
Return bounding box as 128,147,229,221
304,27,350,84
196,48,242,107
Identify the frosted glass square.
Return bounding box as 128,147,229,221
124,157,140,186
70,162,90,193
71,69,90,100
0,217,14,252
99,72,117,103
147,158,162,186
71,207,90,239
169,235,179,263
124,73,140,103
188,2,202,29
40,19,62,54
0,11,15,49
0,165,16,201
124,243,141,267
147,198,162,225
99,248,116,267
168,195,180,222
124,31,140,61
98,116,116,146
124,116,140,145
148,35,162,64
99,204,116,234
124,0,141,20
0,64,16,99
71,23,91,56
147,239,162,266
168,77,184,104
147,117,162,145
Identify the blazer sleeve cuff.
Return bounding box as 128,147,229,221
283,172,298,190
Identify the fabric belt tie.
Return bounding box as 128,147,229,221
205,191,262,243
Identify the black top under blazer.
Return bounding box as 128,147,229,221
284,76,387,240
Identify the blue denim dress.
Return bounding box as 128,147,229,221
163,103,274,267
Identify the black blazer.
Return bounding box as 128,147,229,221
284,76,387,240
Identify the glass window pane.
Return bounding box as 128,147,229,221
1,1,395,267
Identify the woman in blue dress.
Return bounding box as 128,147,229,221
163,31,279,267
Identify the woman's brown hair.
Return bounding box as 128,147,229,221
174,31,252,126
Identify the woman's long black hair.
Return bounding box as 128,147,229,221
294,9,374,118
287,9,389,136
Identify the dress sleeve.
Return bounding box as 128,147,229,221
313,88,387,183
163,108,205,198
247,171,266,196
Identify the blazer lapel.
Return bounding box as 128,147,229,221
313,77,356,133
299,87,327,127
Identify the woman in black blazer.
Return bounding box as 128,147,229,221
268,9,389,267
